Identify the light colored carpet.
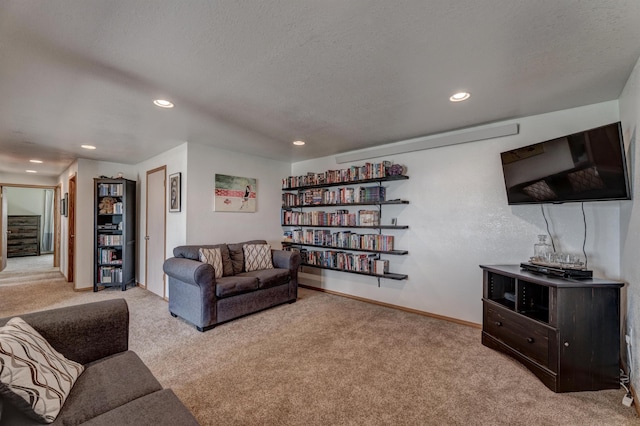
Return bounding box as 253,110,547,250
0,282,637,425
0,254,63,287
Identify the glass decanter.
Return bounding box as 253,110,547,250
533,235,552,263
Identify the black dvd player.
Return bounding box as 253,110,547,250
520,262,593,279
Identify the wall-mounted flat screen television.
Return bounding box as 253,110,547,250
500,122,631,205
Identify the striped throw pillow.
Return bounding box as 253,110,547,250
243,244,274,272
199,247,223,279
0,317,84,423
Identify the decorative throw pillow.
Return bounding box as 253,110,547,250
243,244,274,272
0,317,84,423
199,247,223,279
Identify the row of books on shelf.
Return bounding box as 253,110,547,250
284,230,394,251
98,234,123,245
98,266,123,283
281,209,380,227
98,248,122,265
296,249,390,275
97,222,122,230
282,186,386,206
282,161,405,189
97,183,124,196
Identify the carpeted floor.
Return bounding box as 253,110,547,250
0,254,62,287
0,281,637,425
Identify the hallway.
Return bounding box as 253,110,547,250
0,254,64,287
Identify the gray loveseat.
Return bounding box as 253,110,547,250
163,240,301,331
0,299,199,426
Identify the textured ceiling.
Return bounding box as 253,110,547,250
1,1,640,177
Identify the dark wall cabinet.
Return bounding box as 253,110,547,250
94,178,136,291
480,264,623,393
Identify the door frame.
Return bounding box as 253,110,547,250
145,166,167,297
54,184,61,267
0,183,60,271
0,186,6,272
67,175,76,283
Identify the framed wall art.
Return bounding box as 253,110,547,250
61,192,68,217
169,172,181,212
214,174,256,212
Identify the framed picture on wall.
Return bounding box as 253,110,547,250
169,172,181,212
214,174,256,212
61,193,68,217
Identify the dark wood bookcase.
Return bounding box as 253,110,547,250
94,178,136,291
480,264,623,392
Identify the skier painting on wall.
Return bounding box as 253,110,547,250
214,174,256,212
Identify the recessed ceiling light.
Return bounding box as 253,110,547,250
25,170,37,173
29,159,43,163
81,144,97,150
293,140,306,146
153,99,174,108
450,92,471,102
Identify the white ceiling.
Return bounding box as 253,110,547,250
1,1,640,177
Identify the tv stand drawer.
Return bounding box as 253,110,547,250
483,302,555,370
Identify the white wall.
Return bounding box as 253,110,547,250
0,172,57,186
135,143,188,286
619,54,640,396
186,143,290,246
5,187,47,216
53,142,285,292
292,101,623,325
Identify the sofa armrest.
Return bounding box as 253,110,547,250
272,249,300,270
0,299,129,365
163,257,217,287
272,249,301,282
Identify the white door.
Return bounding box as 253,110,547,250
145,167,167,298
1,186,7,272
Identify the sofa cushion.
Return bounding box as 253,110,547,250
243,244,274,272
80,389,199,426
239,268,290,289
199,248,223,279
215,276,259,298
52,351,162,425
228,240,267,274
174,244,233,276
0,317,84,423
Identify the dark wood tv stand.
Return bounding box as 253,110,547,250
480,264,623,393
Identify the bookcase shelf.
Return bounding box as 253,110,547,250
283,200,409,208
300,263,408,280
283,241,408,255
282,174,409,191
281,224,409,230
94,178,136,292
282,164,409,281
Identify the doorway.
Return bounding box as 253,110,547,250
145,166,167,298
0,184,60,280
67,175,76,283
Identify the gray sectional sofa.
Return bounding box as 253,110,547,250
163,240,301,331
0,299,199,426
